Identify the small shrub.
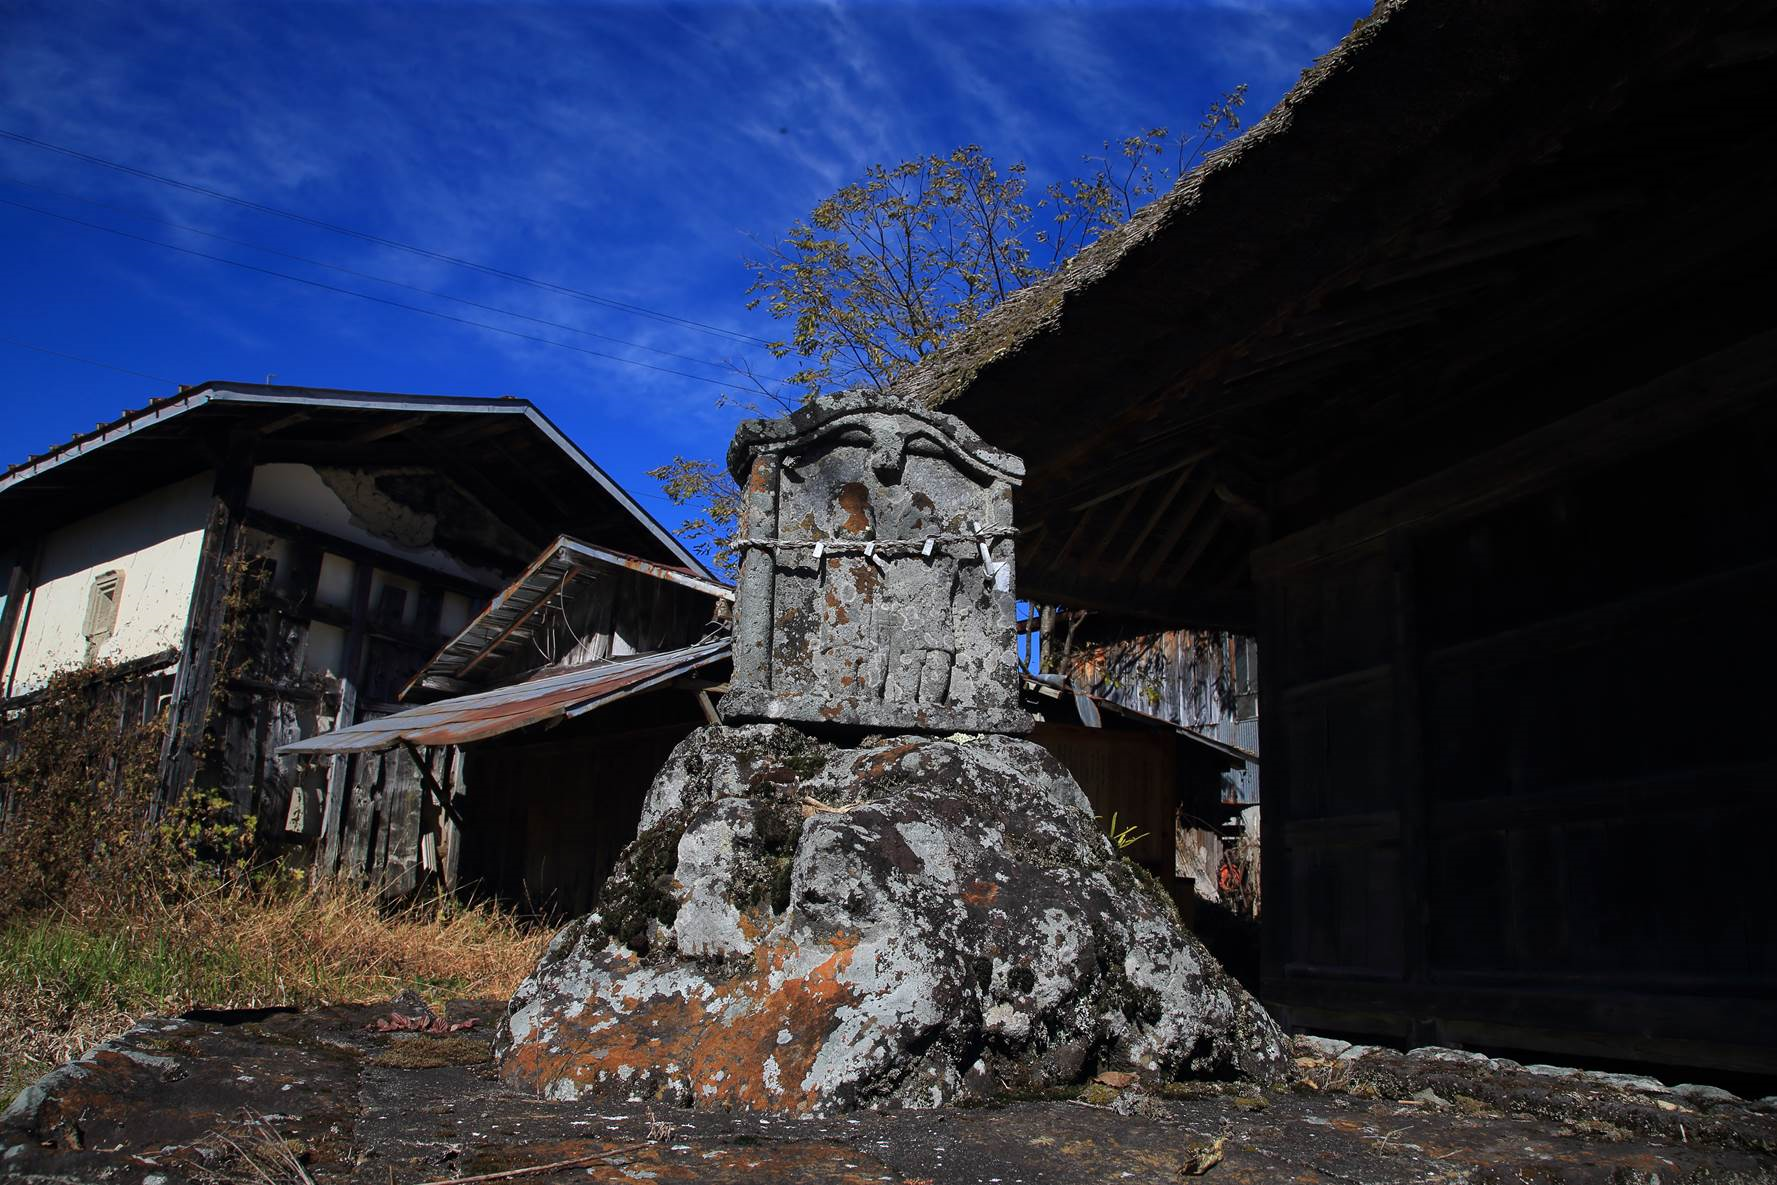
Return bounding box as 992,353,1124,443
0,661,166,917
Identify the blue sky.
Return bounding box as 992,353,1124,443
0,0,1365,534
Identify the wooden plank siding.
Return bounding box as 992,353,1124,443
455,722,700,919
1256,395,1777,1073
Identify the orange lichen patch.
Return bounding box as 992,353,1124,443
853,743,919,780
850,560,880,598
835,482,872,533
503,937,863,1114
961,880,1000,909
734,903,775,945
824,587,850,625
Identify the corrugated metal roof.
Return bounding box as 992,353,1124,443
279,639,729,756
399,536,733,701
1022,672,1258,764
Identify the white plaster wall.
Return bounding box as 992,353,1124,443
5,474,212,693
247,462,501,586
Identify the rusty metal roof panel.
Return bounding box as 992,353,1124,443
280,639,730,756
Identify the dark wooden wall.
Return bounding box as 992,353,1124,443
1034,723,1181,876
455,721,700,920
1255,393,1777,1075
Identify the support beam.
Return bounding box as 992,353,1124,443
695,689,720,725
400,738,466,830
1132,468,1218,585
0,539,40,699
242,508,494,600
319,560,373,874
1046,502,1104,572
457,566,578,678
155,436,255,819
1105,464,1198,584
1146,498,1228,585
1079,487,1144,573
346,414,429,445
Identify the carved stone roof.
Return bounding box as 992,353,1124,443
726,391,1024,487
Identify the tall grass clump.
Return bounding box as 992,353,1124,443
0,662,549,1103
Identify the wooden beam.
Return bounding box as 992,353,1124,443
414,438,552,547
242,508,495,600
695,689,720,726
319,560,373,874
400,738,465,830
1026,446,1217,522
155,435,255,820
1132,468,1218,585
0,539,40,699
427,412,529,445
456,566,578,678
1105,463,1199,583
1147,498,1228,586
1016,567,1255,633
256,410,311,436
1253,326,1777,578
345,414,430,445
1078,487,1144,573
1046,502,1104,572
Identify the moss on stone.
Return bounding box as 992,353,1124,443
368,1035,489,1069
599,819,686,956
1079,1082,1119,1106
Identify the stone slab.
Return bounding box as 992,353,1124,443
723,392,1030,735
6,1004,1776,1183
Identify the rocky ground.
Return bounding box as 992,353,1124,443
4,996,1774,1184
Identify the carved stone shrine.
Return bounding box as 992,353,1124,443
721,392,1030,734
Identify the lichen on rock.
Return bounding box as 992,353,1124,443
495,723,1289,1113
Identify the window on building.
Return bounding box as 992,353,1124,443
1231,634,1259,721
84,570,124,662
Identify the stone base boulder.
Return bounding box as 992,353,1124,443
495,724,1289,1113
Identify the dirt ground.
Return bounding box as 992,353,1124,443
3,998,1773,1184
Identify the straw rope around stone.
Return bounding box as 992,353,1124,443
728,527,1017,555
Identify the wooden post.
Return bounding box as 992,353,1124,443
400,738,465,829
319,559,374,875
439,747,465,891
0,539,40,699
154,436,254,820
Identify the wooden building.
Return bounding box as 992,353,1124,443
0,382,710,874
902,0,1777,1075
1066,628,1261,806
286,533,1245,920
281,536,732,913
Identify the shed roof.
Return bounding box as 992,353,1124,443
0,381,710,576
400,535,733,700
278,639,730,755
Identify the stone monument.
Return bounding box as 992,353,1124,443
496,392,1288,1113
721,391,1029,734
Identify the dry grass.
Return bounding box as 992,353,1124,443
0,877,549,1103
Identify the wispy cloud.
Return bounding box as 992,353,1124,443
0,0,1366,481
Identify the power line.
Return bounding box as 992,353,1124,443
0,126,774,348
0,175,745,373
0,335,179,384
3,197,737,390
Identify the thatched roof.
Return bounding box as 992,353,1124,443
892,0,1776,628
893,0,1405,412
